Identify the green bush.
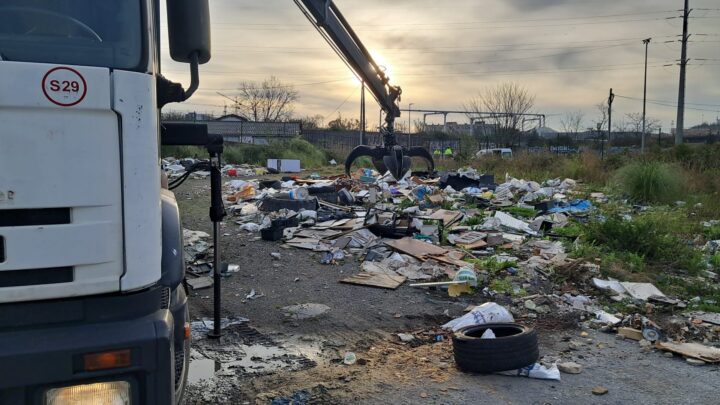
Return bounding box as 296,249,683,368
583,213,704,274
614,161,684,204
503,206,537,219
162,137,330,168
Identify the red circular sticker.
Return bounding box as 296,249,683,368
41,67,88,107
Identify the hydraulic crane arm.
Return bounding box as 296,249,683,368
294,0,401,132
294,0,434,179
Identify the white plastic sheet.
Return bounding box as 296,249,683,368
442,302,514,332
498,363,561,380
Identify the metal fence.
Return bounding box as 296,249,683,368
302,130,464,155
163,120,302,144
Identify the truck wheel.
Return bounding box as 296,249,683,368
452,323,539,373
174,301,190,404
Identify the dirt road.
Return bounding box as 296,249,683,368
177,179,718,404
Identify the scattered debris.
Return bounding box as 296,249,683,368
592,386,609,396
187,277,213,290
617,327,644,341
557,362,583,374
282,303,331,320
343,352,357,365
442,303,514,332
655,341,720,363
497,363,561,380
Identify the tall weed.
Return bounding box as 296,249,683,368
614,161,683,204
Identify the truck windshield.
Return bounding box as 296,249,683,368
0,0,143,70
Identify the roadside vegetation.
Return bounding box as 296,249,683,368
166,140,720,309
455,144,720,310
162,137,330,168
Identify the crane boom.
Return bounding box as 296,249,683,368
294,0,401,132
294,0,434,179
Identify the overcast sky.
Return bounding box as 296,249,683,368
161,0,719,131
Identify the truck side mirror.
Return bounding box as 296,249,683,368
167,0,211,64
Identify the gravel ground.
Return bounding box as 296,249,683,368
176,179,719,404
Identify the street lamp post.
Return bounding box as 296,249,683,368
641,38,651,154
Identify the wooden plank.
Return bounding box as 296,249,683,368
429,253,469,267
459,240,488,250
340,272,406,289
384,237,448,260
429,209,463,226
409,280,468,287
296,229,342,240
333,236,351,249
655,341,720,363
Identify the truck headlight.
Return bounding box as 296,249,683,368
45,381,130,405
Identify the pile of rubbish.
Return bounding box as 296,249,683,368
217,167,592,293
163,157,268,180
183,162,719,365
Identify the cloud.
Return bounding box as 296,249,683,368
159,0,718,130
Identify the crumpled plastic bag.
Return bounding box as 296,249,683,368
480,328,496,339
239,223,261,232
497,363,561,380
442,302,514,332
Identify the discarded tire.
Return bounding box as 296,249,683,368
452,323,539,373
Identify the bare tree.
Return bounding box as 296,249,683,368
595,100,609,131
625,112,661,135
463,83,535,133
413,119,428,134
613,118,631,133
560,110,584,139
234,76,299,122
327,113,360,131
300,114,324,130
160,110,186,121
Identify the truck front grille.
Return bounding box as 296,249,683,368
160,287,171,309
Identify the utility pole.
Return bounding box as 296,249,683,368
408,102,414,147
642,38,651,153
598,122,605,160
360,81,365,145
608,88,615,146
676,0,691,145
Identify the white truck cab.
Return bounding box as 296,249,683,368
0,1,211,403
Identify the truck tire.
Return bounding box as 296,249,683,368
452,323,539,373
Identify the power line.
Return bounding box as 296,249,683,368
211,42,648,56
163,56,681,78
398,62,676,78
210,36,678,51
615,94,720,107
213,16,677,32
413,42,635,67
323,88,358,119
615,95,720,112
196,79,347,91
212,10,678,27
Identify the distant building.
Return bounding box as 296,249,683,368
215,114,249,122
425,121,496,136
183,112,214,121
532,126,559,139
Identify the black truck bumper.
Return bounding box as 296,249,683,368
0,287,178,405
